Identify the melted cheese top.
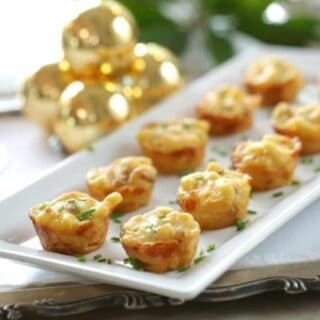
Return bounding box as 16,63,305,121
198,86,258,117
233,134,299,170
87,156,157,190
137,118,209,153
245,55,300,86
121,207,199,243
30,191,122,231
272,103,320,135
178,162,250,203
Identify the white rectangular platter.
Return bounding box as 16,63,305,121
1,46,320,300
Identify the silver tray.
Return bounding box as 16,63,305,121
1,260,320,319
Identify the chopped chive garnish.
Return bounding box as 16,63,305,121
107,259,112,264
195,176,204,181
300,156,313,164
208,158,216,162
178,170,194,177
75,254,86,262
207,244,216,253
98,258,107,263
177,266,189,272
111,212,124,224
272,191,284,198
247,209,257,215
38,204,47,211
315,167,320,173
57,206,64,213
111,237,120,243
235,219,248,231
77,208,95,221
168,200,177,205
158,214,166,219
124,257,142,270
211,145,227,156
194,255,206,265
183,123,191,130
249,191,253,199
218,169,225,175
85,145,94,152
93,254,102,261
291,179,301,186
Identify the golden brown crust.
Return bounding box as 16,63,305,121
120,207,200,273
231,134,301,190
272,103,320,154
87,157,157,212
245,55,303,106
177,162,251,230
137,118,209,174
196,86,260,135
29,191,122,255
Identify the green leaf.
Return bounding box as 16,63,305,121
206,30,234,64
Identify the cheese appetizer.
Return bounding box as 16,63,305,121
232,134,301,190
87,156,157,212
272,102,320,154
137,118,209,174
196,86,260,135
120,207,200,273
178,162,251,230
245,55,303,106
29,191,122,255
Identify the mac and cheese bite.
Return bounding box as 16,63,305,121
196,86,260,135
29,191,122,255
272,103,320,154
232,134,301,190
245,55,302,106
137,118,209,174
178,162,251,230
120,207,200,273
87,157,157,212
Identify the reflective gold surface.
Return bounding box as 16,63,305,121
116,43,184,113
22,62,74,131
54,81,132,153
62,1,138,77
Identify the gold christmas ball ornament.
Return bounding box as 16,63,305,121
54,81,132,153
22,61,73,131
62,1,138,77
120,42,184,113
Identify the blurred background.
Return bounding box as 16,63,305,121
1,0,320,96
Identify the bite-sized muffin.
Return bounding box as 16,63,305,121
178,162,251,230
272,103,320,154
29,191,122,255
232,134,301,191
87,156,157,212
245,55,303,106
120,207,200,273
137,118,209,174
196,86,260,135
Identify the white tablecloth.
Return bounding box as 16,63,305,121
1,113,320,289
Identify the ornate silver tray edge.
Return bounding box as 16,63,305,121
1,275,320,319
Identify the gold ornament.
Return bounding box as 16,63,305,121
62,0,138,77
22,61,73,131
119,42,184,114
54,81,132,153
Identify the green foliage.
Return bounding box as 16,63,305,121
117,0,320,64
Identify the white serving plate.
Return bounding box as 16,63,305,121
1,46,320,300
